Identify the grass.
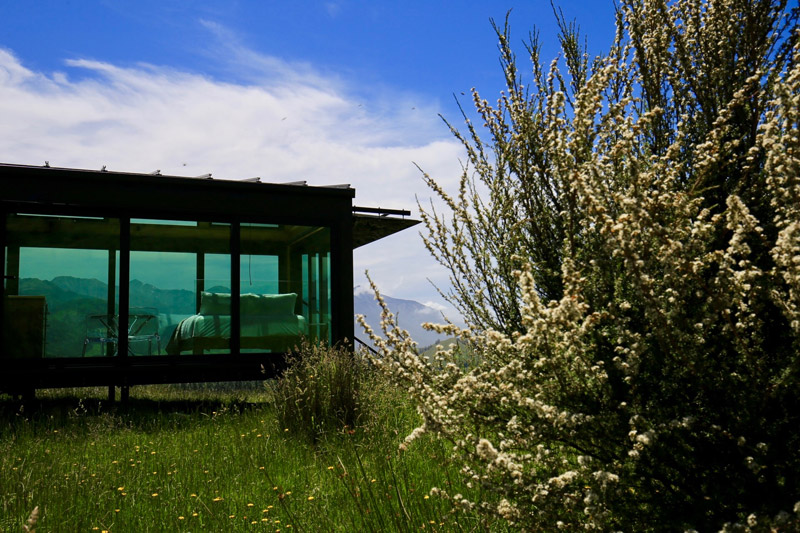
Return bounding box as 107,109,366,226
0,366,503,531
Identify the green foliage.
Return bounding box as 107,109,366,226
0,386,502,532
267,342,373,440
365,0,800,530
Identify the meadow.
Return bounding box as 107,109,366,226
0,355,504,533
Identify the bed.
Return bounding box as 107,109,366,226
165,292,308,354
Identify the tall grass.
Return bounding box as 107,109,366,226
0,348,505,532
267,342,371,440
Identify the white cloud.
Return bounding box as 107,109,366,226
421,301,449,313
0,36,465,314
353,285,373,297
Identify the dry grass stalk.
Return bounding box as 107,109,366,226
22,506,39,532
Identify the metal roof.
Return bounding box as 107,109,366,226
0,163,418,248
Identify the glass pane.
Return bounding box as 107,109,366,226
130,219,231,356
240,224,331,352
3,214,120,358
302,250,331,345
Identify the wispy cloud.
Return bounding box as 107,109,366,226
197,19,339,89
0,28,464,313
325,2,343,18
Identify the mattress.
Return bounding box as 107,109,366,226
165,313,308,354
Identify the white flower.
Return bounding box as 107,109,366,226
476,438,498,461
497,499,518,519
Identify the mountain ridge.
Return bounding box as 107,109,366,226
352,288,454,349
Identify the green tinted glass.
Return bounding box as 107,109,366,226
3,214,120,358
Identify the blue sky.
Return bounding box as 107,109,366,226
0,0,617,314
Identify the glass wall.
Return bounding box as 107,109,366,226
3,214,120,358
131,220,231,356
2,214,331,358
240,224,331,352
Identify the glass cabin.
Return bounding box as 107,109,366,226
0,164,416,395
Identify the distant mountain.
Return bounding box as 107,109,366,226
19,278,93,308
206,285,231,294
128,279,195,314
50,276,109,300
353,288,455,350
43,276,196,315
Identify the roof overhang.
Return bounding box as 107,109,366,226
352,213,420,248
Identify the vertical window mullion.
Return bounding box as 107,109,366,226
0,210,6,354
118,218,130,358
231,222,240,354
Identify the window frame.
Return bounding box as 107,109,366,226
2,207,334,360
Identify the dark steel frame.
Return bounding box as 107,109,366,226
0,164,375,396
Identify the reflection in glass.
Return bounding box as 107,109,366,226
130,220,231,355
2,215,331,359
2,214,120,358
240,224,331,351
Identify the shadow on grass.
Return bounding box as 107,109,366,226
0,383,271,431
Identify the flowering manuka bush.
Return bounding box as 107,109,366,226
360,0,800,530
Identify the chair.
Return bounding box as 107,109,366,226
82,314,119,357
127,308,161,356
82,309,161,356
